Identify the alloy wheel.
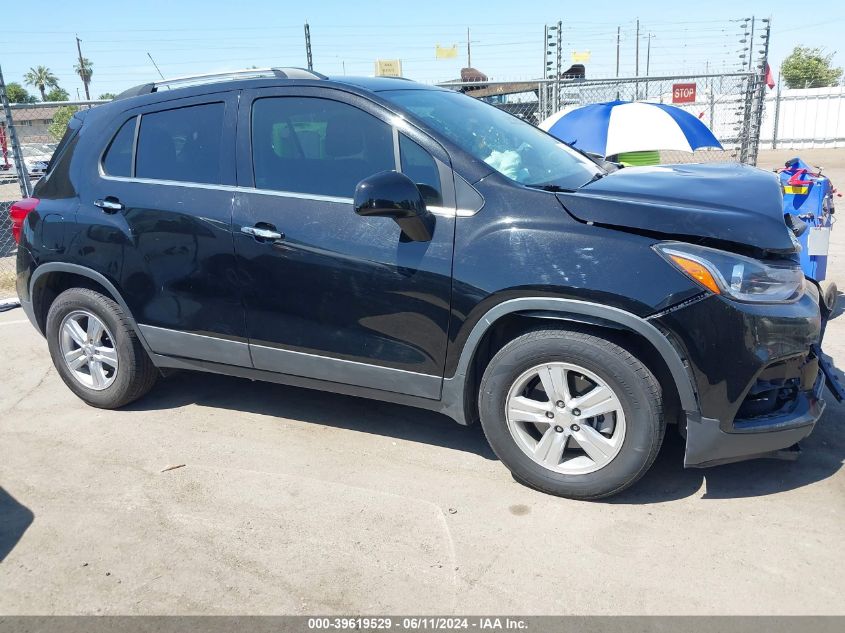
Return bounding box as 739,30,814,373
59,310,119,390
505,362,626,475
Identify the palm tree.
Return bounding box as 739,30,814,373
23,66,59,101
74,58,93,100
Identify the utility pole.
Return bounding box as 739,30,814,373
467,27,471,67
644,33,653,99
543,25,548,79
555,21,562,111
615,26,620,77
747,16,755,71
76,36,90,100
635,20,640,77
634,19,640,100
748,18,771,165
304,22,313,71
772,69,782,149
543,22,563,114
0,64,32,197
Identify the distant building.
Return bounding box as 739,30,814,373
0,105,62,144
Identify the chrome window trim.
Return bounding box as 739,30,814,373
95,173,476,213
96,172,354,204
129,114,140,177
392,126,402,172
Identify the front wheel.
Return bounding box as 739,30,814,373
478,328,665,499
820,280,838,313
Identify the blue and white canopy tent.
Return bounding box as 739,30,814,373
539,100,723,158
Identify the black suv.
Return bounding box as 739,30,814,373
11,68,838,499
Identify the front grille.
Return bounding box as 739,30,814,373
733,354,819,430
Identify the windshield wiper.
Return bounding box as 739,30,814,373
583,172,606,186
525,183,569,192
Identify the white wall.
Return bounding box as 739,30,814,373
760,86,845,150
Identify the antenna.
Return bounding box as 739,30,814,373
147,52,166,80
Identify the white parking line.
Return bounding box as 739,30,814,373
0,319,28,326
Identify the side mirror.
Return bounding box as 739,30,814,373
354,171,435,242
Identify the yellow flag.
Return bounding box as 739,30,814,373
571,50,591,63
436,44,458,60
375,60,402,77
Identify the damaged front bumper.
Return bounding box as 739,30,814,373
684,364,825,467
653,282,841,468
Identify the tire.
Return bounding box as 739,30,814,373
478,328,664,500
46,288,158,408
820,280,838,313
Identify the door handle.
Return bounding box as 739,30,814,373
241,225,284,242
94,197,124,213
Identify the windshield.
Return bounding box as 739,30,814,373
381,89,602,190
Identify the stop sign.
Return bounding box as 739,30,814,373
672,83,697,103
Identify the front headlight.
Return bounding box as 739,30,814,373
654,242,804,303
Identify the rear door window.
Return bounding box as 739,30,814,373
135,103,225,184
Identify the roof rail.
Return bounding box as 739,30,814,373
115,67,327,100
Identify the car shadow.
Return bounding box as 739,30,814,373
125,370,498,460
607,399,845,504
130,370,845,503
0,487,34,562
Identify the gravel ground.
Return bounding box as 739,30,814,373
0,149,843,615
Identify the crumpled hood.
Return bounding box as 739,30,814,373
556,162,796,254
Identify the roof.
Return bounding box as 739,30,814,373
96,73,445,119
113,67,442,103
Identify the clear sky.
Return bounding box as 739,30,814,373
3,0,844,98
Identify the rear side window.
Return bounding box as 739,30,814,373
251,97,394,198
102,118,136,177
135,103,224,184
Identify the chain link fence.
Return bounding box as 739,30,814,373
1,101,105,196
437,72,765,165
1,101,106,292
0,200,14,294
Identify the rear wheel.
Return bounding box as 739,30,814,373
46,288,158,408
478,328,665,499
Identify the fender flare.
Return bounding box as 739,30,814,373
440,297,699,424
28,262,152,353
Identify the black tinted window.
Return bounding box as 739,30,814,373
251,97,394,197
102,117,135,177
136,103,224,184
399,134,442,206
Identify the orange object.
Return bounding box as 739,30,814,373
669,254,721,294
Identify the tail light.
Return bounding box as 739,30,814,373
9,197,39,244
